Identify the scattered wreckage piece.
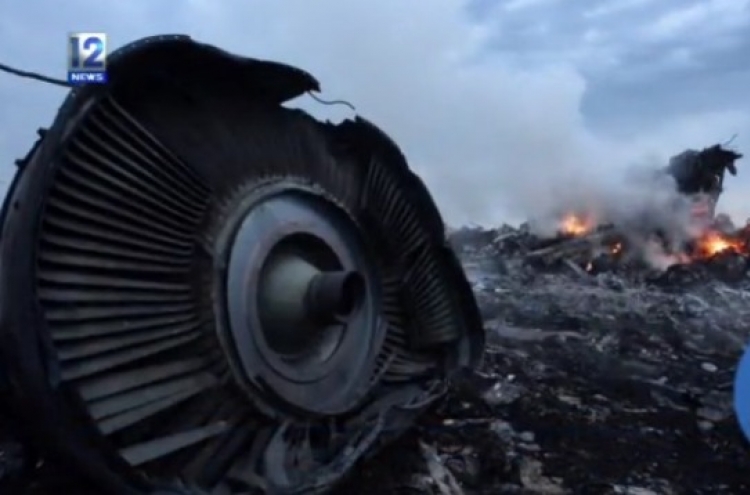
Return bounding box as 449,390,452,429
666,143,742,202
527,229,750,283
0,36,484,495
649,250,750,287
523,226,625,270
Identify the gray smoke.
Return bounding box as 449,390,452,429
526,161,710,269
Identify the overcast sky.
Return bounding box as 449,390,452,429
1,0,748,226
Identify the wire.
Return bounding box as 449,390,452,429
723,133,738,147
307,91,356,112
0,62,72,88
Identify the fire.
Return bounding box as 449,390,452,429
694,230,747,259
559,213,594,237
546,208,750,273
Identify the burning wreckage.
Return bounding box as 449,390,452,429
516,143,750,285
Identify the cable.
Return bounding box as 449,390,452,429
307,91,356,112
0,62,71,88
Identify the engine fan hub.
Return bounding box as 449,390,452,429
0,35,485,495
217,183,382,416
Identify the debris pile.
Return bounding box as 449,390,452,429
335,220,750,494
497,141,750,286
519,211,750,285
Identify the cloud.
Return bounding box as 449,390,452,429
643,0,750,43
584,0,655,19
502,0,561,12
0,0,749,228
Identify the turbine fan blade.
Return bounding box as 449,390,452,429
0,35,484,495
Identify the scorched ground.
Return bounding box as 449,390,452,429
334,223,750,495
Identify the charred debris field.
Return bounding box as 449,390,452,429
5,216,750,494
336,217,750,495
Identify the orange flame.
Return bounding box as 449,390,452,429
694,230,746,258
555,208,750,270
559,213,594,237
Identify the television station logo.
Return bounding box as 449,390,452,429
67,32,107,85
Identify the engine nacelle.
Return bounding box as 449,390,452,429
0,35,484,494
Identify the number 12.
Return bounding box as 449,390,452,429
70,36,104,69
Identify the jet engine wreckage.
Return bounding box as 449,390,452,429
0,36,484,494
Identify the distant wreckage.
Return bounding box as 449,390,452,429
0,35,484,494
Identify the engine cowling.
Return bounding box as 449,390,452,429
0,35,484,494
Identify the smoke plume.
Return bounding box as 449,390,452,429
526,158,715,269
